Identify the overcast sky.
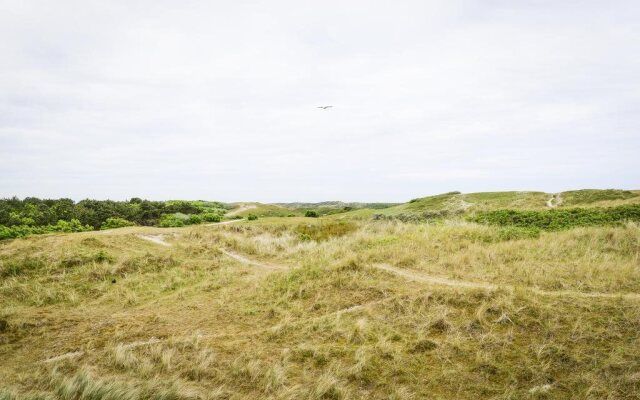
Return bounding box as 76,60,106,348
1,1,638,202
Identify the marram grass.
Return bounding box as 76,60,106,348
1,219,639,399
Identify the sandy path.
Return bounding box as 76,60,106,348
131,235,639,301
219,248,286,271
225,204,257,217
206,219,244,226
373,263,640,301
136,233,282,272
42,351,84,363
138,234,171,246
375,264,495,290
133,234,638,301
546,193,562,208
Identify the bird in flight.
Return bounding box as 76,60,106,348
317,105,333,110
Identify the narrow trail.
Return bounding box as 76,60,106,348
133,234,639,301
546,193,562,208
206,219,244,226
373,264,640,301
41,252,639,363
375,264,495,290
219,248,286,271
42,351,84,363
131,234,640,302
138,234,171,247
225,204,257,217
136,233,283,271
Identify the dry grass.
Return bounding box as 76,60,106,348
1,218,639,399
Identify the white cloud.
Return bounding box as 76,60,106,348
1,0,638,202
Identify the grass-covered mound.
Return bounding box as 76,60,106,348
560,189,638,205
1,217,640,399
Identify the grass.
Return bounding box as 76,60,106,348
560,189,639,206
1,197,640,399
333,190,640,221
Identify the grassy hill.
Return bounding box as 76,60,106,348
1,189,639,399
225,201,397,219
326,189,640,221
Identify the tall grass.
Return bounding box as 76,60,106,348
2,218,639,399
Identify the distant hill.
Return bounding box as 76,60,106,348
326,189,640,220
274,201,398,210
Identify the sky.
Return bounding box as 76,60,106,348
0,0,638,202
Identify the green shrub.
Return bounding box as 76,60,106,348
187,214,203,224
1,256,46,277
0,219,92,241
100,217,135,230
202,212,222,222
247,214,258,221
51,219,93,233
468,205,640,231
158,213,190,227
93,250,114,263
295,222,357,242
305,210,319,218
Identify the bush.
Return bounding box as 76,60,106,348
100,217,136,230
305,210,319,218
467,205,640,231
0,196,226,231
158,214,186,227
1,256,46,277
0,219,93,241
187,214,203,224
51,219,93,233
247,214,258,221
295,222,357,242
202,212,222,223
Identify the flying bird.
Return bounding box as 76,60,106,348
317,105,333,110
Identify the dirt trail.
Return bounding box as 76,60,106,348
225,204,257,217
219,248,286,271
42,351,84,363
373,263,640,301
136,233,282,272
375,264,495,290
546,193,562,208
132,235,639,301
206,219,244,226
138,234,171,247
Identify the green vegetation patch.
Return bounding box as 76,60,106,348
0,197,227,240
0,256,47,277
0,219,93,240
100,217,136,230
462,191,548,209
405,192,460,210
468,204,640,230
295,221,357,241
561,189,638,205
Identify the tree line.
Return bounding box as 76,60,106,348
0,197,228,239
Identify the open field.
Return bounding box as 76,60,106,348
1,199,640,399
